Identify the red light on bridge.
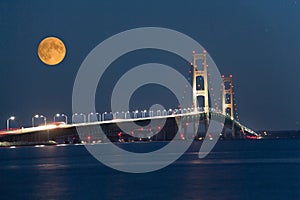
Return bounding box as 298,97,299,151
87,136,91,140
229,74,233,78
246,135,257,139
221,75,225,78
117,132,122,137
180,134,185,140
192,50,196,54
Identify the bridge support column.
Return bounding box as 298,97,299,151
231,121,235,138
222,75,235,138
192,51,209,113
192,51,209,136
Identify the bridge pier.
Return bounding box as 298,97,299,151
231,120,235,138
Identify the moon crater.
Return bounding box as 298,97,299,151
38,37,66,65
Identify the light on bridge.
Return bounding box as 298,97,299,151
32,114,47,127
54,113,68,124
6,116,15,130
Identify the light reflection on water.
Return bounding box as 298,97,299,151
0,140,300,199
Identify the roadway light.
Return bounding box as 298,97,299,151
162,109,167,116
141,110,145,118
113,112,119,120
87,112,93,122
148,110,153,117
102,112,107,121
141,110,148,118
80,113,86,123
72,113,86,124
41,115,47,125
134,110,139,118
72,113,78,124
54,113,60,122
125,111,130,119
7,116,15,130
157,110,161,116
32,114,39,127
54,113,68,124
88,112,100,123
32,114,47,127
61,114,68,124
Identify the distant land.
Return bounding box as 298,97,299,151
258,130,300,139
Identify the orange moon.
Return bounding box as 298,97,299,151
38,37,66,65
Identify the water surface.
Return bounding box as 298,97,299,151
1,140,300,200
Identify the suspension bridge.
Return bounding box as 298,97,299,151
0,51,260,144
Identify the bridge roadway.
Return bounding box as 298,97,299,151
1,110,259,140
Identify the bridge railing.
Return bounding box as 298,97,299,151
72,107,210,124
72,107,251,127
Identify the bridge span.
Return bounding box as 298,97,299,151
0,109,259,144
1,51,260,144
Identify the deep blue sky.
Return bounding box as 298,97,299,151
0,0,300,130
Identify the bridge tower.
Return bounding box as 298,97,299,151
222,75,234,117
222,75,235,137
192,50,209,113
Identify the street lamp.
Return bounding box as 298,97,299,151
88,112,100,123
102,112,107,121
72,113,86,124
120,111,125,119
162,109,167,116
134,110,139,118
114,112,119,119
6,116,15,130
157,110,161,116
141,110,147,118
149,110,154,118
54,113,68,124
125,111,130,119
32,114,47,127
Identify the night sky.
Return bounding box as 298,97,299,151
0,0,300,130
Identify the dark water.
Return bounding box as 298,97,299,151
1,139,300,200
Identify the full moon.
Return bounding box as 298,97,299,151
38,37,66,65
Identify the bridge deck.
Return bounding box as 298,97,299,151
1,111,258,137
